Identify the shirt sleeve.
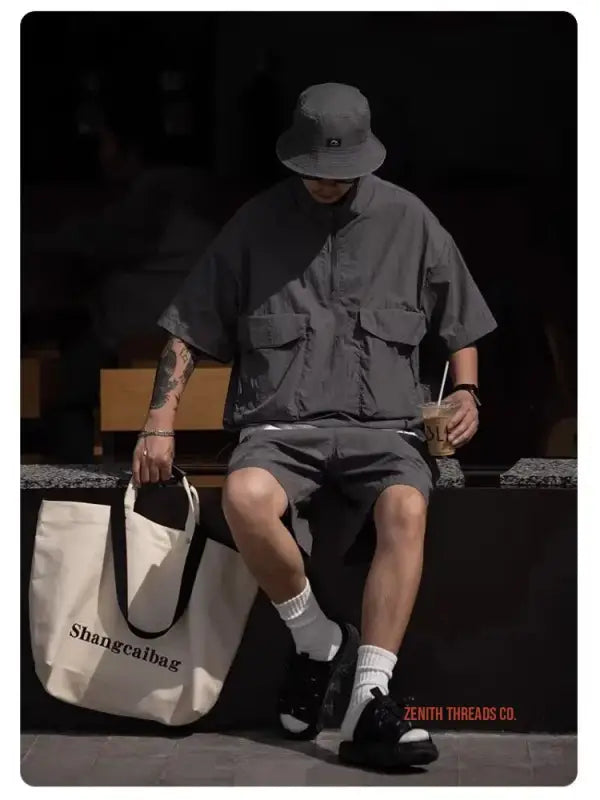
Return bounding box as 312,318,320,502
157,217,243,363
422,232,498,353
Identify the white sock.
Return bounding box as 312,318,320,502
274,579,343,735
273,578,342,662
340,644,397,741
340,644,430,744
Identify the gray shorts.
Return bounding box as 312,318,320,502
226,426,439,527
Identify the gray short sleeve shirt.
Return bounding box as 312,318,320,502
158,174,497,432
158,212,243,364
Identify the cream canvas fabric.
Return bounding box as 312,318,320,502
29,476,257,726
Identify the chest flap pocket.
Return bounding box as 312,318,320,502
358,308,427,347
235,313,309,417
240,313,308,350
357,307,427,419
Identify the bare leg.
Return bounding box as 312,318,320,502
222,467,306,603
223,464,342,674
361,484,428,650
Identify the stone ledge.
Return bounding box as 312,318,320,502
21,464,132,490
436,458,464,488
21,460,466,489
500,459,577,488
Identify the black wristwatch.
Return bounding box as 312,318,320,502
452,383,482,407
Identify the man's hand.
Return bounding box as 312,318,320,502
446,389,479,448
132,435,175,487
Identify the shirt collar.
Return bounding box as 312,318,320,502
289,173,375,226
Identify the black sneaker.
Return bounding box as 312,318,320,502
338,688,439,769
278,622,359,740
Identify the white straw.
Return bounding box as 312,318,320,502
437,360,450,406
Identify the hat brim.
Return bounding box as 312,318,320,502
276,130,386,180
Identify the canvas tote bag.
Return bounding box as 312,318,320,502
29,468,257,725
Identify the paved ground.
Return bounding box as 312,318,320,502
20,730,577,786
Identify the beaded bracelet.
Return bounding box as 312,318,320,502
138,430,175,439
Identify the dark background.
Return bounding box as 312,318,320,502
21,10,577,468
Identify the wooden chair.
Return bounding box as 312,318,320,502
21,347,61,419
21,358,42,420
21,348,61,463
100,363,233,487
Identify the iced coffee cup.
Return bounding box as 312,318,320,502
420,400,460,457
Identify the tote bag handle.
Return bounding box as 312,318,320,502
110,466,207,640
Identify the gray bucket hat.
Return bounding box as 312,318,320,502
276,83,386,180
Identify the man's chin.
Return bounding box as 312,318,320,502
313,194,341,204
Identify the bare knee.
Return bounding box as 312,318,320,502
222,467,289,525
373,485,427,548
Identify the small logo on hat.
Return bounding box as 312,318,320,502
327,138,341,147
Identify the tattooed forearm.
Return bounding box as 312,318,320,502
149,338,200,411
149,341,178,410
181,343,199,383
